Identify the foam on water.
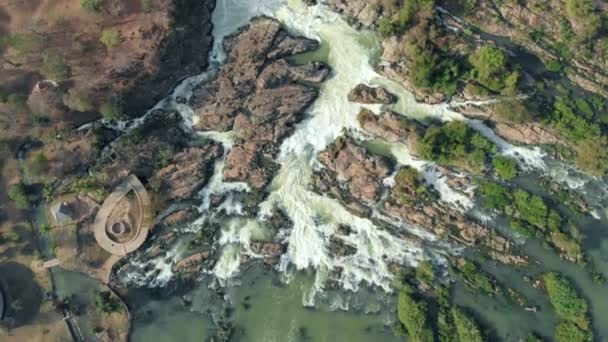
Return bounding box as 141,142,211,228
117,0,574,295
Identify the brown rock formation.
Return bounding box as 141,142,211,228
357,109,423,148
155,144,223,199
173,252,210,276
190,17,329,190
347,84,397,104
251,242,285,266
314,135,392,213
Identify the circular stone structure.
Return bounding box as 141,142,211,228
93,175,152,256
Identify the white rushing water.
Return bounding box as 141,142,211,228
119,0,564,297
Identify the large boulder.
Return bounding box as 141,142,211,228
347,84,397,104
314,135,392,212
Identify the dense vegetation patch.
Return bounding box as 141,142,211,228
393,166,438,205
543,272,591,341
81,0,101,12
100,30,121,49
492,155,518,180
469,46,519,95
94,291,122,313
8,183,28,209
63,89,94,112
40,50,71,82
451,307,483,342
398,284,435,341
478,181,583,263
416,121,496,174
100,101,124,120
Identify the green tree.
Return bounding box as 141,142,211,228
492,155,518,180
25,152,49,178
469,46,518,94
6,32,43,57
40,50,71,81
99,102,123,120
8,183,28,209
63,89,93,112
478,181,510,210
451,307,483,342
555,321,589,342
397,285,434,342
575,137,608,176
100,30,120,49
513,190,548,229
81,0,101,12
94,291,121,313
543,273,588,324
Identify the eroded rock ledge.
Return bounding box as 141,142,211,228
314,133,526,265
190,17,329,190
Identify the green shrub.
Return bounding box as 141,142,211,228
378,18,395,38
575,137,608,176
142,0,153,12
417,121,496,174
543,273,589,327
63,89,93,112
564,0,600,41
545,60,563,73
6,32,43,57
415,261,435,285
513,190,549,229
8,183,28,209
397,286,434,342
25,152,49,178
393,166,437,205
7,93,29,114
525,333,543,342
40,50,71,81
451,307,483,342
0,87,9,103
99,102,123,120
469,46,518,94
492,155,518,180
81,0,101,12
451,259,497,295
555,321,589,342
550,97,600,142
94,291,121,313
100,30,120,49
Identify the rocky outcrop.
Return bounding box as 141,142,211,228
314,134,525,265
100,110,190,187
325,0,382,28
357,109,423,148
250,242,285,266
190,17,328,190
383,181,526,265
173,252,211,277
456,104,565,146
329,236,357,257
347,84,397,104
117,0,216,116
314,135,392,214
161,209,196,226
155,144,223,199
457,1,608,98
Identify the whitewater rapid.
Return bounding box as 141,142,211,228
116,0,608,298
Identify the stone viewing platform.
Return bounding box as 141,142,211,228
93,175,152,256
